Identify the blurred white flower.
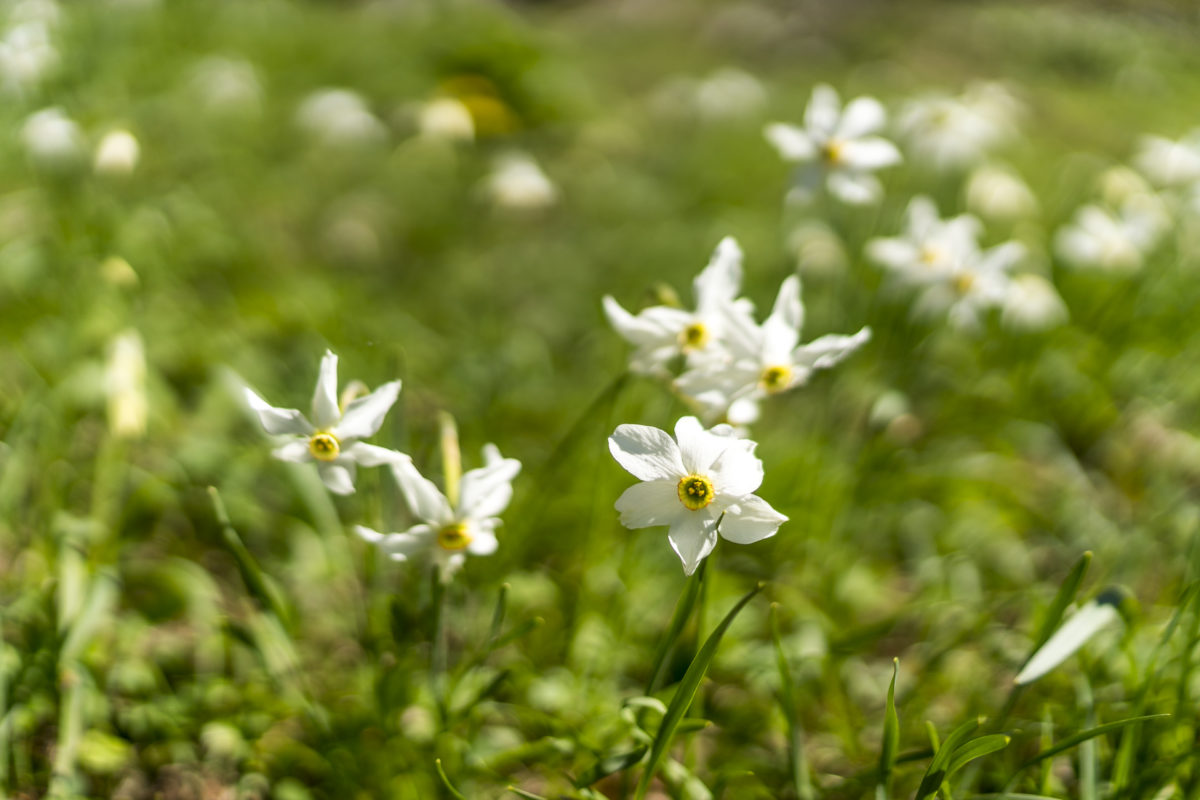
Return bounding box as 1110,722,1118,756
693,68,767,121
1054,195,1167,273
1133,131,1200,188
609,416,786,575
675,275,870,425
21,107,84,169
603,237,755,376
1097,165,1154,207
106,329,147,439
912,241,1024,330
296,88,387,146
10,0,60,25
93,129,140,176
358,445,520,582
1001,273,1068,331
765,84,901,204
865,195,982,287
0,21,56,94
484,152,557,210
418,97,475,142
897,83,1020,171
788,220,847,275
188,56,263,115
242,350,404,495
964,164,1038,221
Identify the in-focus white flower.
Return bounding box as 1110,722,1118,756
609,416,786,575
484,152,557,210
94,129,140,176
418,97,475,142
22,106,84,169
1001,273,1068,331
243,350,404,495
106,329,147,439
296,88,387,146
1054,195,1167,273
866,195,982,287
964,164,1038,221
1133,131,1200,188
897,82,1020,171
0,21,57,94
357,445,521,582
675,275,870,425
765,84,901,205
604,237,756,376
912,241,1024,330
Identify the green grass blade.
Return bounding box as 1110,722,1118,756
1006,714,1169,787
575,747,648,788
878,658,900,796
770,604,814,800
914,717,981,800
646,560,705,695
435,758,468,800
506,788,548,799
633,581,762,800
1025,551,1092,666
208,486,291,628
945,734,1010,777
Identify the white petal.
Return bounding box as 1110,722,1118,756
865,238,920,273
467,520,500,556
354,524,388,544
718,494,788,544
609,424,686,481
707,442,764,497
603,295,669,347
311,350,341,430
761,276,803,363
318,460,356,495
334,379,401,441
244,387,313,436
272,440,312,463
668,513,719,576
459,455,521,519
764,123,816,162
482,442,503,466
840,137,902,170
674,416,735,475
614,479,684,528
836,96,886,139
378,525,436,561
826,171,881,205
1014,598,1122,685
390,460,453,523
726,397,761,426
343,441,406,467
792,327,871,371
694,236,744,310
804,84,841,138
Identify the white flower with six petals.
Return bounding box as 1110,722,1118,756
243,350,403,495
609,416,787,575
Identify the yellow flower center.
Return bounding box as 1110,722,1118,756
821,139,845,166
436,523,472,551
679,322,709,350
308,432,341,462
676,474,715,511
919,245,944,266
760,365,793,394
953,272,976,295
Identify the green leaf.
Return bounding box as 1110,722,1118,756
575,747,648,788
633,581,763,800
435,759,467,800
878,658,900,793
506,788,548,799
208,487,291,628
1006,714,1169,788
1025,552,1092,666
914,717,981,800
489,582,510,643
945,734,1010,776
646,560,705,695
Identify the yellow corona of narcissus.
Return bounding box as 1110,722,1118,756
243,350,404,495
356,444,521,582
608,416,787,575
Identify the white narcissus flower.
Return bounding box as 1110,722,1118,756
896,83,1020,171
609,416,787,575
675,275,870,425
865,195,982,287
1054,195,1168,273
484,152,557,211
243,350,403,495
603,236,755,376
1001,274,1068,332
94,129,140,176
1133,131,1200,188
295,88,386,147
765,84,902,205
357,445,521,582
964,164,1038,221
912,241,1024,330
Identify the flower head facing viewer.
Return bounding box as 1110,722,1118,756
609,416,787,575
244,350,404,495
765,84,902,205
357,444,521,582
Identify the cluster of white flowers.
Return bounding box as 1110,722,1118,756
896,82,1021,172
604,237,871,425
0,0,59,96
20,106,141,176
244,351,520,582
867,195,1064,330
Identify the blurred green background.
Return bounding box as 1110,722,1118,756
6,0,1200,797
